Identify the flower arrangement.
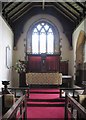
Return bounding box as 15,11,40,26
14,60,26,73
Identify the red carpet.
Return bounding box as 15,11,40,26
29,93,60,99
27,107,64,119
30,88,60,93
27,88,65,119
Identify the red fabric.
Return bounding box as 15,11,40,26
28,56,41,71
27,55,60,72
27,88,64,119
30,88,60,93
27,107,64,119
29,93,60,99
46,56,60,71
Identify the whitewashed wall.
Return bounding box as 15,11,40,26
72,18,86,83
13,14,72,86
0,16,13,90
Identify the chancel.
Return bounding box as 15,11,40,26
0,1,86,119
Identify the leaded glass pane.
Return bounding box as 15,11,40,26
33,28,38,33
37,24,42,31
44,24,49,31
32,33,38,53
41,23,44,26
47,33,54,53
40,28,45,33
48,28,52,33
40,33,46,53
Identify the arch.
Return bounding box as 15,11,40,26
26,17,60,54
76,30,86,65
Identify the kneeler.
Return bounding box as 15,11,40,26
78,94,86,109
2,94,15,115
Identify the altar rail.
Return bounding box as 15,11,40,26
65,94,86,120
1,87,29,119
26,72,62,85
1,95,27,120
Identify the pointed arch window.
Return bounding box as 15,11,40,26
32,22,54,54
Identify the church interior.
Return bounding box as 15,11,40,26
0,1,86,119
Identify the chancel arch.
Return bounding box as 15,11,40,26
75,30,86,86
76,30,86,65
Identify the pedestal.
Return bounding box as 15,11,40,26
19,72,26,87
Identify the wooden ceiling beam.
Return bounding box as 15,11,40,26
10,2,33,20
66,2,84,22
76,2,85,9
54,2,77,22
57,3,79,19
6,3,22,15
2,2,13,10
66,2,82,15
12,3,42,22
2,2,82,28
12,4,76,24
51,3,76,24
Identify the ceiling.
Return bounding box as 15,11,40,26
1,1,86,46
2,2,86,25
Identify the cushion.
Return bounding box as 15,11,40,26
78,95,86,108
4,94,15,108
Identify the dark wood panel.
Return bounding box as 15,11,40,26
28,56,41,72
60,61,68,75
27,54,60,72
75,63,86,87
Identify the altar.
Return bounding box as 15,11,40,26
26,72,62,85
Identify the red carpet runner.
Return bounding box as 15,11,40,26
27,88,65,119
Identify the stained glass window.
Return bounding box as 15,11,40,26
32,22,54,54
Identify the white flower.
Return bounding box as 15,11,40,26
14,60,26,73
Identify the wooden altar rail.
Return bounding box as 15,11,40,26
1,95,27,120
65,94,86,120
7,87,29,98
1,87,29,119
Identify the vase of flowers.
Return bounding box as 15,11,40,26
14,60,27,87
15,60,26,73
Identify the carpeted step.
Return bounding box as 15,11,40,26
27,103,65,107
27,98,65,102
30,91,60,94
29,88,60,92
29,93,60,99
27,118,64,120
27,107,64,119
27,101,65,107
29,88,60,94
27,88,65,119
